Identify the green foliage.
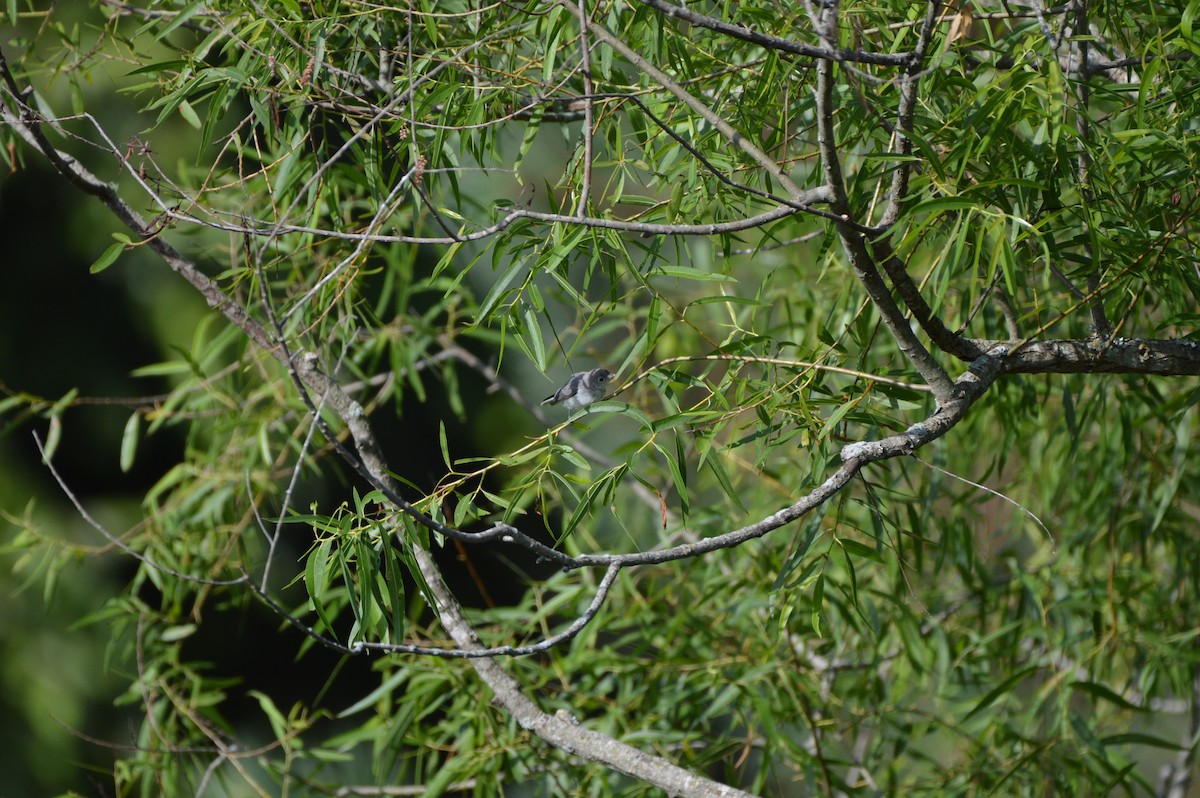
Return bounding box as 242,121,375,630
2,0,1199,795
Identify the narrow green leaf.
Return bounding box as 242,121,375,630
159,624,196,642
522,305,546,371
305,538,336,633
42,415,62,463
839,537,884,563
1185,0,1200,39
587,401,652,430
653,441,689,518
90,242,126,274
819,398,857,440
131,360,190,377
119,412,139,473
476,258,525,320
49,387,79,417
248,690,288,741
155,0,204,40
1101,732,1184,750
811,572,825,636
686,294,769,308
176,98,201,129
654,265,736,282
556,445,591,471
382,539,406,641
438,421,451,471
706,456,747,513
965,665,1039,720
1070,681,1145,712
773,515,825,591
356,539,377,638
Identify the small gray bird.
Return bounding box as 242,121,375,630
541,368,615,413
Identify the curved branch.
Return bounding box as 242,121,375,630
570,458,862,568
869,238,988,360
34,434,249,588
246,563,625,659
840,346,1007,461
0,52,758,797
638,0,912,66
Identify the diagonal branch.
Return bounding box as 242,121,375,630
638,0,912,66
559,0,831,208
810,9,958,403
0,48,756,798
1070,0,1111,336
870,238,988,360
876,0,943,229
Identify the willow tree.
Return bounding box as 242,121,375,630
3,0,1199,795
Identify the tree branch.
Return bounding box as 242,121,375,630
638,0,912,66
0,48,760,797
560,0,831,207
876,0,942,229
810,9,959,403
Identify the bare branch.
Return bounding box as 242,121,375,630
638,0,912,66
33,433,248,587
568,458,862,569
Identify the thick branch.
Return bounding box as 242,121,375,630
1003,337,1200,375
841,347,1006,461
410,544,755,798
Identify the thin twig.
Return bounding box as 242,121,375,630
245,563,623,659
575,0,594,218
32,433,248,587
638,0,912,66
912,455,1055,549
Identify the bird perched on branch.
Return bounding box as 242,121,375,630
541,368,614,413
